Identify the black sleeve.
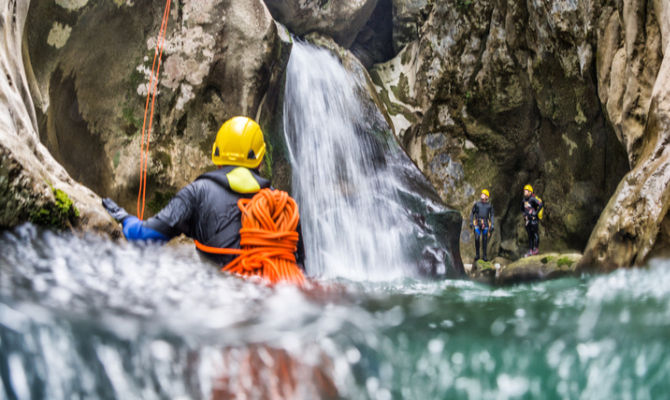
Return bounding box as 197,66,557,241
469,204,477,225
296,221,306,271
489,204,495,228
143,183,198,239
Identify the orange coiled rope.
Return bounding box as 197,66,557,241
137,0,171,220
194,189,306,285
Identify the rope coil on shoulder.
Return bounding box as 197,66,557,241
194,189,306,286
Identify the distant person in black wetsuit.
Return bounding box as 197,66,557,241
522,184,543,257
469,189,494,262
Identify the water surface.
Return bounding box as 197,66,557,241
1,225,668,399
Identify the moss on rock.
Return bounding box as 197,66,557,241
497,252,581,285
30,188,80,229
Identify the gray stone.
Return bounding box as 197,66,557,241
263,0,378,48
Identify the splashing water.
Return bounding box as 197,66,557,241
283,40,435,281
1,225,670,399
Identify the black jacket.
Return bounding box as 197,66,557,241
470,201,494,228
522,194,543,221
144,166,305,266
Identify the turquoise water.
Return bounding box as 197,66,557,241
1,225,669,399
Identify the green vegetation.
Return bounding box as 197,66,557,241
557,256,574,268
541,256,556,264
457,0,473,11
121,105,142,136
261,141,274,179
476,259,494,270
390,73,412,104
30,188,80,229
152,150,172,170
113,151,121,168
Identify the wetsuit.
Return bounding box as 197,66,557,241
121,165,305,267
522,194,543,254
470,200,494,260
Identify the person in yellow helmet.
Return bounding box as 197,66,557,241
469,189,494,262
521,184,543,257
102,116,305,266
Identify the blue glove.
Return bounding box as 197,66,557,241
102,198,129,222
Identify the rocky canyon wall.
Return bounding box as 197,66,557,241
24,0,292,217
2,0,668,270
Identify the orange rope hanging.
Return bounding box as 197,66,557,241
137,0,172,220
194,189,306,286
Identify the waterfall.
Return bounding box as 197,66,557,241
283,40,459,281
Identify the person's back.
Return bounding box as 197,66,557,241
102,116,305,269
139,166,271,264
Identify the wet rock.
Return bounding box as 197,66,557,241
466,259,499,285
496,253,581,285
263,0,378,48
24,0,292,216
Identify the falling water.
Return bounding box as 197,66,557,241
284,40,439,281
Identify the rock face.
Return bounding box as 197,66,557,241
466,253,581,285
0,0,116,233
24,0,292,217
496,253,581,285
370,0,634,262
579,0,670,271
5,0,668,273
263,0,379,48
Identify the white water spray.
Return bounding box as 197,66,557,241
283,41,421,281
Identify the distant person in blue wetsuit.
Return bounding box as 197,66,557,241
469,189,494,262
101,116,305,267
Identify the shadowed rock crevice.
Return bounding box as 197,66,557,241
43,67,111,197
350,0,395,68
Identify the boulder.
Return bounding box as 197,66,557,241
24,0,292,218
496,253,581,285
263,0,378,48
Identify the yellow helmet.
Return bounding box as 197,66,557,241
211,116,266,168
524,184,533,193
481,189,490,197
